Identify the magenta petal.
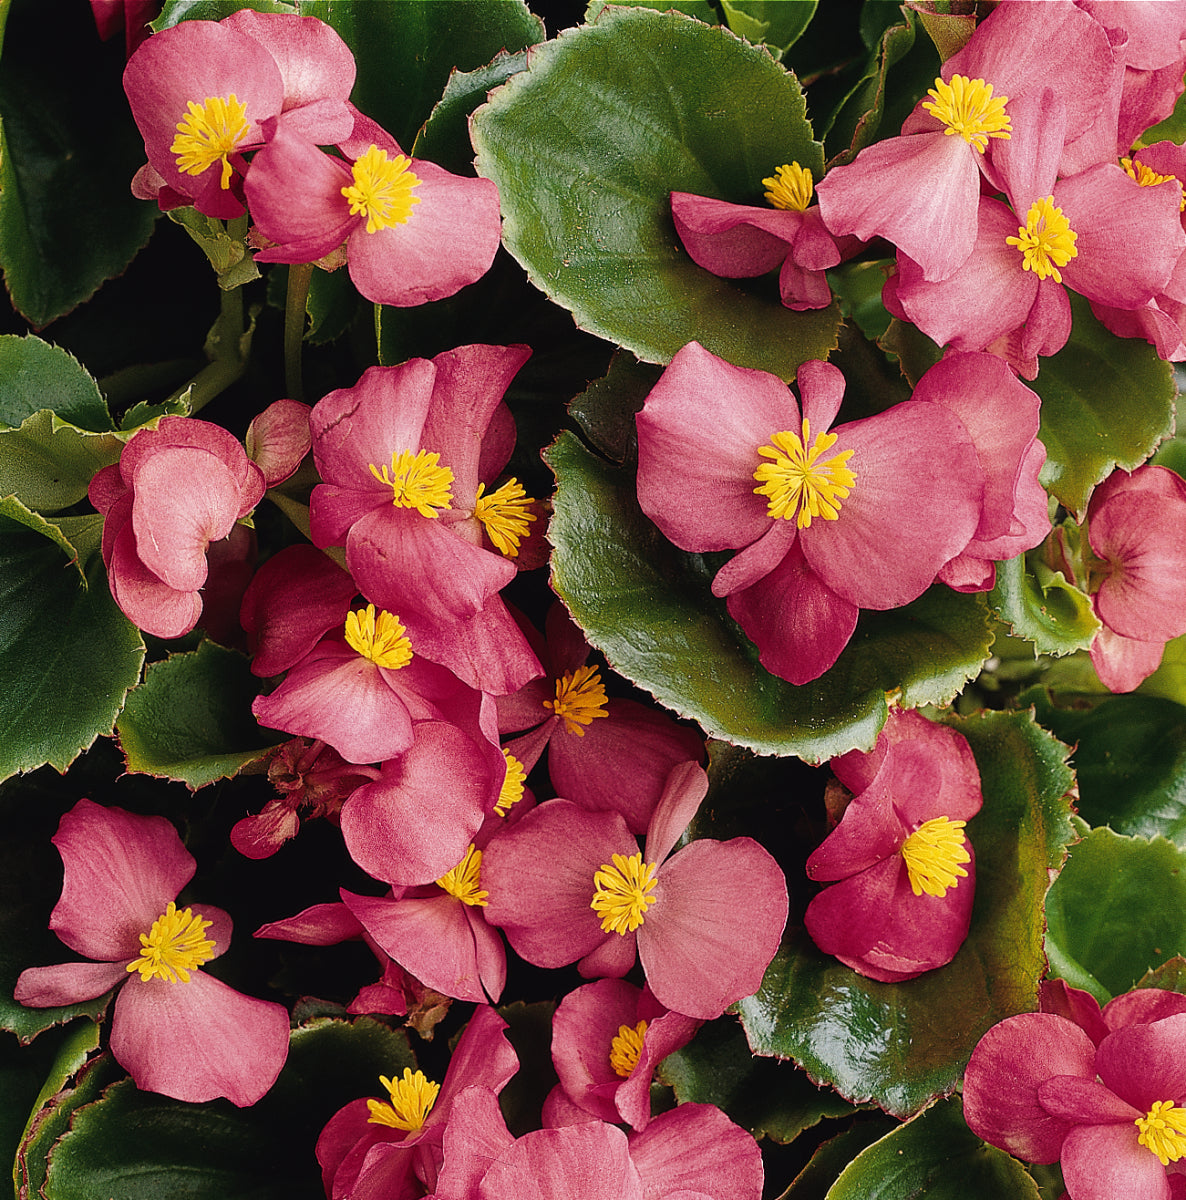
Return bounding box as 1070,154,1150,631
1091,626,1166,693
551,978,640,1123
1038,1075,1140,1124
111,971,288,1105
254,901,364,945
806,776,909,883
436,1003,520,1118
1096,1014,1186,1112
670,191,794,277
478,1123,644,1200
710,519,797,598
1060,1122,1172,1200
433,1085,515,1200
644,760,709,867
1103,988,1186,1031
108,520,203,638
615,1004,701,1132
246,398,312,487
628,1103,764,1200
14,959,129,1006
639,837,788,1019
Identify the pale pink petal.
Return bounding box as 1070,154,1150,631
14,959,129,1006
670,191,797,277
1096,1014,1186,1111
108,520,204,638
1060,1122,1172,1200
644,760,709,867
1091,626,1166,693
628,1103,764,1200
477,1123,644,1200
246,399,312,487
254,901,364,945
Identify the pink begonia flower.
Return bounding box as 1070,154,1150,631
804,709,983,982
1041,979,1186,1048
964,1006,1186,1200
123,11,355,217
245,112,501,307
482,761,788,1020
635,342,984,685
245,397,311,487
14,799,289,1106
317,1004,517,1200
816,0,1114,281
496,603,704,833
549,978,700,1130
90,415,264,638
671,161,862,310
306,346,543,695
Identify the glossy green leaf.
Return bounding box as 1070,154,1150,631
545,430,993,760
0,498,144,784
1142,633,1186,707
1034,293,1176,515
827,1097,1040,1200
780,1118,900,1200
473,6,842,383
153,0,295,28
1045,825,1186,1000
0,0,156,325
45,1017,415,1200
989,554,1100,657
1137,954,1186,994
1031,693,1186,845
738,711,1075,1117
116,641,282,789
587,0,719,24
0,335,112,432
721,0,818,57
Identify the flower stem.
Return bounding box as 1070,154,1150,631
285,262,313,403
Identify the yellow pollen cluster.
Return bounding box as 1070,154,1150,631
366,1069,440,1131
1006,195,1079,284
1137,1100,1186,1165
591,852,659,935
474,477,537,557
495,750,526,816
369,448,454,517
171,94,251,189
921,74,1012,153
435,844,489,907
127,901,216,984
609,1020,648,1078
342,144,422,234
754,419,857,528
900,816,970,898
762,162,814,212
344,604,413,670
543,665,610,736
1122,156,1185,211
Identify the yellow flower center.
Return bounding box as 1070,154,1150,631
126,901,216,984
1137,1100,1186,1166
543,665,609,736
921,74,1012,153
1005,196,1079,284
609,1020,648,1078
754,419,857,528
171,94,251,189
1122,157,1185,210
762,162,813,212
435,844,489,906
342,144,422,234
591,852,658,935
495,750,526,816
344,604,413,670
474,478,537,557
366,1069,440,1130
900,816,970,898
369,448,454,517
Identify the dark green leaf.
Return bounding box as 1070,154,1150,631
0,335,112,432
587,0,720,24
473,6,842,382
779,1118,899,1200
989,554,1100,657
1141,632,1186,707
306,266,362,345
1137,955,1186,994
153,0,295,28
721,0,818,57
738,711,1075,1117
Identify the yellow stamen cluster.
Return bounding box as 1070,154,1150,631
1137,1100,1186,1166
900,816,970,898
369,448,454,517
171,94,250,189
495,750,526,816
435,844,489,907
344,604,413,670
762,162,813,212
591,852,659,935
1122,156,1185,211
127,902,216,984
609,1020,648,1078
342,144,422,233
543,665,610,736
366,1069,440,1130
1006,195,1079,284
754,419,857,529
921,74,1012,153
475,478,537,557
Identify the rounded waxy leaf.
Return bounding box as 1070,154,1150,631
989,554,1100,657
545,430,993,760
737,711,1075,1117
473,5,842,382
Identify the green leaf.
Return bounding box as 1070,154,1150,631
44,1017,415,1200
116,641,282,789
1031,693,1186,846
1142,633,1186,707
587,0,720,24
738,711,1075,1117
1033,293,1176,515
153,0,295,28
989,554,1100,657
0,0,156,325
0,497,144,783
721,0,818,57
1045,825,1186,999
545,430,993,760
0,335,112,432
826,1097,1041,1200
166,208,261,291
473,6,842,383
780,1118,900,1199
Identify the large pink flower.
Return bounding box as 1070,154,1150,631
14,800,289,1106
635,342,984,684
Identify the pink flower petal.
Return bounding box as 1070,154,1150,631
551,978,642,1123
644,760,709,867
246,398,312,487
628,1103,764,1200
670,191,798,277
477,1122,644,1200
14,959,130,1007
108,519,204,638
1060,1122,1172,1200
254,901,364,945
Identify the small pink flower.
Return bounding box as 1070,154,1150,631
15,800,289,1106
